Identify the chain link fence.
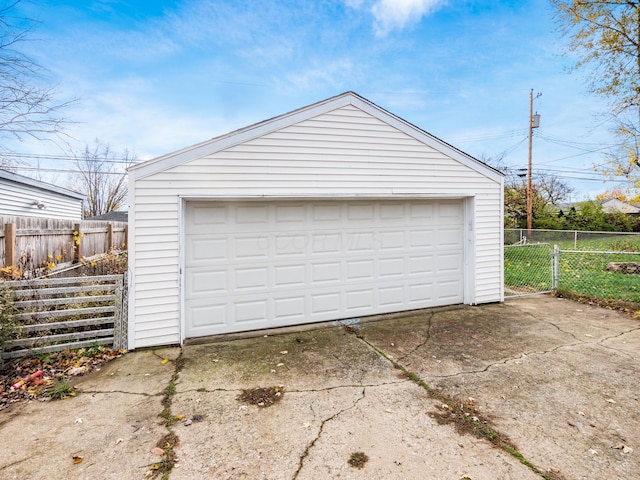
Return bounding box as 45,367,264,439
555,249,640,304
505,228,640,250
505,242,640,307
504,243,555,296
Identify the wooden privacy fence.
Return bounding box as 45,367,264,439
0,216,127,270
1,274,128,361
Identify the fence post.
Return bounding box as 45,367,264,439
123,224,128,250
113,275,123,350
4,223,16,267
73,223,82,264
553,244,560,291
112,273,128,350
107,223,114,251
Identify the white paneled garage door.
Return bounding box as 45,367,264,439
184,200,464,338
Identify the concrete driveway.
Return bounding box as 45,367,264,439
1,295,639,479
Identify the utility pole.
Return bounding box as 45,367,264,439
527,89,541,237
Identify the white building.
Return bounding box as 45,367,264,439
127,92,504,349
0,169,84,219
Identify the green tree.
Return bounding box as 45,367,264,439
551,1,640,194
503,175,573,229
563,200,634,231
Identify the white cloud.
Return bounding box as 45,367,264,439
350,0,447,36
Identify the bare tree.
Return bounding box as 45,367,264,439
72,140,134,218
0,1,71,145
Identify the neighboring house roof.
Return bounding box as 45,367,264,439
86,211,128,222
602,198,640,215
0,169,85,200
129,91,503,183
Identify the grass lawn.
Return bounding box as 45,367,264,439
505,243,640,304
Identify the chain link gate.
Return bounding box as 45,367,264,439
504,243,555,297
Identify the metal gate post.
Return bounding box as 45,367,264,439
553,244,560,291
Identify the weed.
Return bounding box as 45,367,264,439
360,337,565,480
0,284,20,355
35,352,56,365
149,433,179,479
151,352,183,479
238,386,284,407
348,451,369,469
45,377,75,400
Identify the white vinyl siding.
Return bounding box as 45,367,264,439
0,177,83,219
129,99,503,349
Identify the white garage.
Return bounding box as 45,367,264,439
128,92,504,349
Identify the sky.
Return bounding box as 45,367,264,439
4,0,630,201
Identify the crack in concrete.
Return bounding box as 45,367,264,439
396,312,435,363
423,341,587,379
177,380,408,396
292,387,366,479
74,389,159,397
504,303,585,343
357,336,561,480
406,323,640,381
0,456,29,473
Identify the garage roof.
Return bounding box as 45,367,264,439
130,91,503,183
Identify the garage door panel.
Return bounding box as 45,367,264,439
410,203,433,218
437,279,464,301
436,252,464,273
187,269,227,295
235,267,269,291
274,295,306,319
186,237,228,264
312,233,342,254
189,301,226,329
438,227,464,247
274,264,306,287
311,292,341,315
274,234,307,256
312,204,341,221
234,299,268,323
378,286,404,307
378,230,406,250
185,200,464,337
346,259,375,280
234,236,270,259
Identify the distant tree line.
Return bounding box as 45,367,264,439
505,180,639,232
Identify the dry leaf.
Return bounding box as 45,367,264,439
613,444,633,454
151,447,165,456
72,456,83,465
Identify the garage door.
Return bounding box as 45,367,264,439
184,200,464,338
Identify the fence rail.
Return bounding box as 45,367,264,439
1,274,128,361
0,215,127,271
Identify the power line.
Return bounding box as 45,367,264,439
3,152,140,164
